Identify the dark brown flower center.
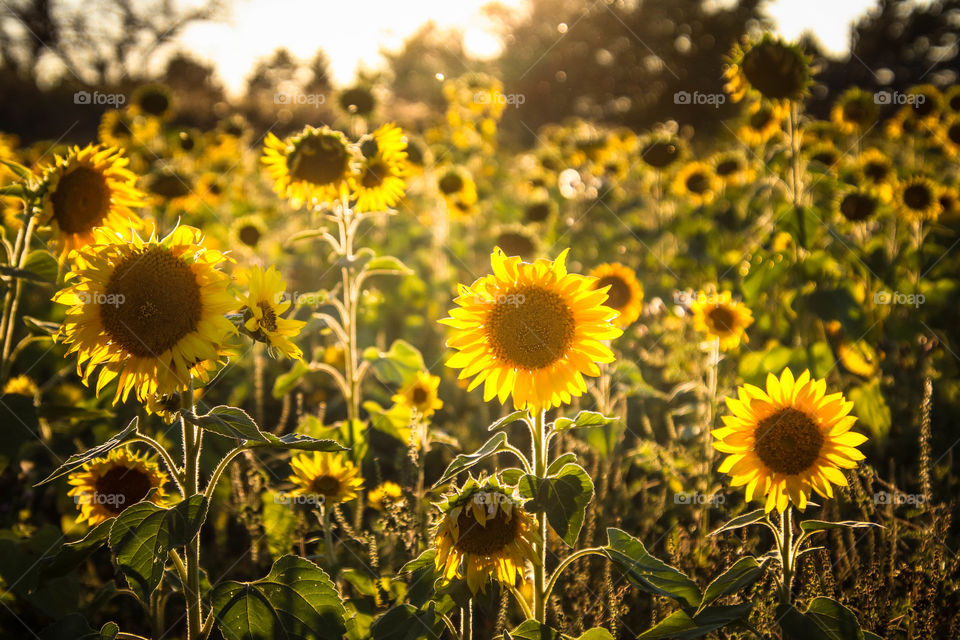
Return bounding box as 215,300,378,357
525,201,551,222
716,159,741,177
150,172,192,200
139,91,170,117
238,225,261,246
840,192,877,221
361,160,387,189
841,96,875,126
496,232,536,260
309,475,342,497
754,407,824,475
948,123,960,146
438,172,464,195
51,167,111,234
100,246,203,357
412,386,429,405
863,161,890,182
93,465,154,515
686,172,710,194
707,305,736,333
454,503,518,555
741,41,807,101
339,87,375,115
903,183,932,211
257,302,278,332
596,275,631,310
749,108,776,130
486,285,575,370
642,141,679,168
288,134,349,186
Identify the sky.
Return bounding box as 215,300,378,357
175,0,911,96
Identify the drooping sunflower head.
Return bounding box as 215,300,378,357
896,176,942,222
392,371,444,418
67,447,168,526
690,291,753,350
441,248,621,411
288,451,364,505
672,161,720,206
262,126,356,209
836,185,881,223
339,85,377,117
830,87,880,134
131,83,175,120
237,266,306,360
53,225,237,404
434,475,539,594
738,101,785,145
495,227,539,261
40,144,146,253
725,35,812,105
437,166,478,218
714,368,867,512
711,150,755,188
230,214,268,249
368,481,405,511
350,123,409,212
639,132,685,169
589,263,644,328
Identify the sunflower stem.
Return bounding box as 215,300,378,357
531,409,548,623
461,599,473,640
788,101,806,254
180,380,203,640
322,502,337,567
778,507,794,605
0,212,36,383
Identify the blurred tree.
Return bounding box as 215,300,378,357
242,48,336,133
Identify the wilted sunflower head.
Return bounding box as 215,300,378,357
830,87,880,134
434,475,539,594
237,266,306,360
262,125,356,209
350,123,409,212
672,161,720,206
53,225,237,404
590,263,644,328
725,36,812,104
40,144,145,253
131,83,174,120
690,291,753,350
896,176,942,222
441,248,621,411
67,448,168,525
288,451,364,505
714,368,867,512
392,371,443,418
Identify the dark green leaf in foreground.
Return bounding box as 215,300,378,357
519,463,594,546
637,603,752,639
36,417,139,486
604,528,701,609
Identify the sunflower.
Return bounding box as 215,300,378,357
690,291,753,350
130,83,175,120
392,371,444,418
146,167,195,210
230,214,268,249
523,196,556,223
40,144,145,252
437,166,478,218
339,85,377,117
855,149,896,202
368,481,404,511
350,123,409,212
895,177,942,222
713,368,867,512
434,476,539,594
495,227,538,261
441,248,621,411
589,263,644,328
262,126,355,209
944,85,960,116
725,36,812,105
67,448,168,525
288,451,364,505
3,374,38,396
738,101,785,146
672,161,720,206
53,225,236,404
711,150,755,188
805,142,841,171
939,186,960,221
937,116,960,157
836,185,881,223
237,266,306,360
830,87,879,134
639,133,685,169
98,109,158,149
899,84,942,125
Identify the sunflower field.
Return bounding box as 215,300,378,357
1,3,960,639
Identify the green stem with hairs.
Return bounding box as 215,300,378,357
180,381,203,640
531,409,549,623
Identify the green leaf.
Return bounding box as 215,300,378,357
255,432,347,451
363,340,426,386
0,157,34,180
709,509,767,536
434,432,510,487
848,380,891,442
23,250,59,283
370,604,444,640
365,399,414,443
183,405,269,441
777,597,872,640
36,417,139,485
108,495,208,603
546,452,578,476
510,620,564,640
272,359,311,398
604,528,701,608
501,467,525,486
518,463,594,546
637,603,752,639
211,555,347,640
41,518,114,578
262,491,298,560
698,557,766,611
22,315,61,335
488,409,529,431
553,411,618,431
799,520,881,535
364,255,413,275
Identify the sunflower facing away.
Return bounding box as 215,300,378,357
368,481,404,511
53,225,236,404
41,144,145,252
896,177,942,222
690,291,754,350
713,368,867,512
392,371,444,418
589,263,644,328
725,35,812,105
288,451,364,505
434,476,540,594
237,266,306,360
351,123,409,212
262,125,355,209
441,248,622,411
67,448,168,526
